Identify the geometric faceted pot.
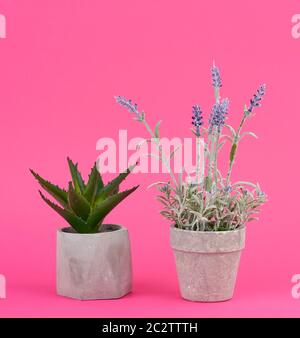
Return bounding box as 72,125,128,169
57,224,132,300
170,225,246,302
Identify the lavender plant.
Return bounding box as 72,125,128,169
115,64,267,231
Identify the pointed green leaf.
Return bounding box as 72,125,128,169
95,164,136,203
224,124,237,138
220,134,233,143
30,169,68,208
84,164,103,203
154,120,162,138
244,104,250,116
239,132,258,141
39,191,88,233
67,157,85,193
217,141,226,150
67,182,91,220
88,185,139,230
232,181,258,189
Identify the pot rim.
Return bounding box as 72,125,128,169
170,224,245,234
170,224,246,253
58,224,127,235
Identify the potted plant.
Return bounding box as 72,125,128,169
115,64,267,302
31,158,138,300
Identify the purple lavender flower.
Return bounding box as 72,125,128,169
209,98,229,132
211,65,222,88
223,185,232,193
257,190,266,198
247,84,266,114
115,96,142,120
192,104,203,137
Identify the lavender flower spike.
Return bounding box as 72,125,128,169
209,98,229,132
192,105,204,137
247,84,266,114
115,96,142,120
211,64,222,88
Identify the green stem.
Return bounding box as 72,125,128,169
226,155,234,187
207,130,214,188
196,136,201,186
226,114,248,186
214,88,220,104
236,114,247,137
207,86,220,190
142,119,178,187
214,131,220,186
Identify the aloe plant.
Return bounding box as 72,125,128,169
30,158,138,233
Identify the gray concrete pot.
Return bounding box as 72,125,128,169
170,225,246,302
57,224,132,300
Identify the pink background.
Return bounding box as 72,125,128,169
0,0,300,317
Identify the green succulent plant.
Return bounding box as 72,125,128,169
30,158,138,233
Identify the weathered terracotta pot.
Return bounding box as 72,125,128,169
170,225,246,302
57,224,132,300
